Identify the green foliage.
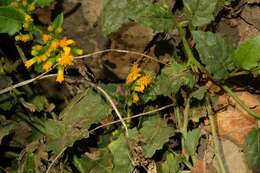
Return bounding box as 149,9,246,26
140,116,174,158
73,149,112,173
183,0,217,27
41,89,111,153
23,151,37,173
243,128,260,171
101,0,175,36
192,31,235,80
142,62,195,102
52,13,64,30
0,121,16,143
190,86,207,100
0,7,25,35
233,36,260,71
184,128,201,156
34,0,54,7
0,0,10,6
160,152,181,173
108,134,133,173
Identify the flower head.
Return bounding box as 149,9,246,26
132,94,140,103
56,66,64,83
24,58,36,69
134,75,151,93
59,47,73,66
126,64,141,85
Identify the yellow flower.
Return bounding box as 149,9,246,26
43,59,55,72
59,37,75,48
132,94,140,103
47,25,54,32
59,47,73,66
36,54,48,62
24,15,32,22
24,58,36,69
56,66,64,83
42,34,50,42
126,64,141,85
32,45,42,51
20,34,30,42
134,75,151,93
28,4,35,12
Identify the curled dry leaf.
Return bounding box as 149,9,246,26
216,92,259,145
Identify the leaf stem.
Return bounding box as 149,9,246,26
206,98,227,173
223,85,260,119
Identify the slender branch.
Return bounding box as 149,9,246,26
206,98,227,173
46,147,66,173
223,85,260,119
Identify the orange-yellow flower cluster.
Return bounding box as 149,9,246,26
126,64,152,105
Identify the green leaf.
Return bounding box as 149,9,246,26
233,36,260,70
52,13,63,30
160,152,181,173
140,116,174,158
243,128,260,171
0,121,16,143
31,96,48,112
190,86,207,100
23,151,37,173
108,134,133,173
142,63,195,102
101,0,175,36
43,89,111,154
184,128,201,156
0,7,25,35
34,0,54,7
183,0,217,27
0,0,10,6
73,149,112,173
192,31,235,80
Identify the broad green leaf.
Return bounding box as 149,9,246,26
140,116,174,158
0,7,25,35
73,149,112,173
192,31,235,80
243,128,260,171
0,121,16,143
233,36,260,70
34,0,53,7
52,13,63,30
190,86,207,100
184,128,201,156
0,0,10,6
142,63,195,102
23,151,37,173
101,0,175,36
44,89,111,154
108,134,133,173
183,0,217,27
160,152,181,173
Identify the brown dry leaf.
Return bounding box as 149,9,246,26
192,160,218,173
216,92,259,145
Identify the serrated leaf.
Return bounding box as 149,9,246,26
140,116,174,158
34,0,53,7
73,149,112,173
142,63,195,103
42,89,111,154
192,31,235,80
0,7,25,35
184,129,201,156
233,36,260,71
243,128,260,171
52,13,63,30
0,121,16,143
160,152,181,173
183,0,217,27
108,134,133,173
101,0,175,36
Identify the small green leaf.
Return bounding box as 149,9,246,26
142,63,195,102
160,152,181,173
52,13,63,30
43,89,111,154
73,149,112,173
0,121,16,143
101,0,175,36
34,0,54,7
31,96,48,112
184,128,201,156
23,151,37,173
192,31,235,80
190,86,207,100
243,128,260,171
0,0,11,6
140,116,174,158
108,134,133,173
0,7,25,35
183,0,217,26
233,36,260,71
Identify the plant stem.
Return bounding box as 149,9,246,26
175,106,182,129
182,98,190,138
223,85,260,119
206,99,227,173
